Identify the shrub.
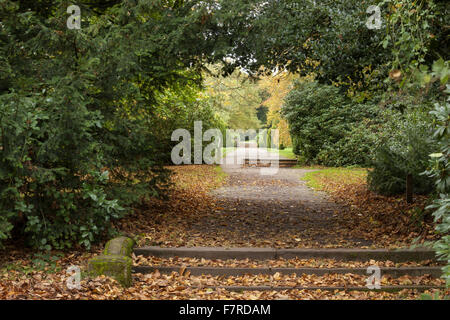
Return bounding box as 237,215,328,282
367,108,436,195
317,119,380,167
423,79,449,285
0,88,126,250
283,81,380,166
0,1,223,250
283,81,346,162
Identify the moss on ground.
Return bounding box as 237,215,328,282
214,165,228,185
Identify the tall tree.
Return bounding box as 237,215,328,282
203,65,262,130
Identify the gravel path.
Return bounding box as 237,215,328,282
214,147,340,211
187,148,373,247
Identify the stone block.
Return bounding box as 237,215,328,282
103,236,135,257
88,254,133,287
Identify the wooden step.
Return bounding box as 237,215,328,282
132,265,443,278
132,247,444,293
133,246,437,263
243,158,297,167
190,285,446,292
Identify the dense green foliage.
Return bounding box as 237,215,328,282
1,1,130,249
203,66,263,130
283,81,379,166
276,0,448,282
0,0,226,249
367,108,436,195
363,0,448,199
421,61,450,285
426,98,450,285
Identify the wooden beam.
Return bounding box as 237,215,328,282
406,174,413,203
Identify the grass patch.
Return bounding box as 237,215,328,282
293,164,326,170
300,167,437,247
221,147,236,157
214,165,227,184
302,167,368,191
267,147,297,159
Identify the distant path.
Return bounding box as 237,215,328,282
217,147,333,206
